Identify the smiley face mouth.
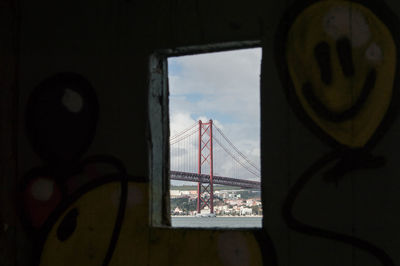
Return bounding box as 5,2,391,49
302,37,377,122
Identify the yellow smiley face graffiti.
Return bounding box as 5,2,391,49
281,0,398,148
38,180,267,266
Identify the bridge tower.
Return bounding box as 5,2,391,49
197,119,214,214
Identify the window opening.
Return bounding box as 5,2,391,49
168,48,262,228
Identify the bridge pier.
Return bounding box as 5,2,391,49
197,120,214,214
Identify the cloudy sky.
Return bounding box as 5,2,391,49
168,48,262,184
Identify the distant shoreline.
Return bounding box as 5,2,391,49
171,215,262,218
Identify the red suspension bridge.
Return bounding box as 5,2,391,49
170,119,261,214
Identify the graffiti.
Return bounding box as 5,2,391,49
276,0,399,265
20,73,136,265
36,175,276,266
277,0,398,149
25,73,99,165
22,72,100,230
21,73,276,265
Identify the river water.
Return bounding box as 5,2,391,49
171,216,262,228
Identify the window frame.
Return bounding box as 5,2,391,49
148,40,261,227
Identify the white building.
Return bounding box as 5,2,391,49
174,207,183,214
240,207,253,216
170,190,181,197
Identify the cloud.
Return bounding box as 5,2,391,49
168,48,261,183
169,48,261,122
169,112,197,137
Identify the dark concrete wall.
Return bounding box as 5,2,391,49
0,1,19,265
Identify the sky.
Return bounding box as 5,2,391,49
168,48,262,185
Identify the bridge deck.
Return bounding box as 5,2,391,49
170,171,260,189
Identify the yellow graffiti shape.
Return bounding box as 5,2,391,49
286,0,396,147
39,181,265,266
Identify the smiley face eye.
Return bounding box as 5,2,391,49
336,37,355,77
314,41,332,85
308,34,377,123
314,37,355,87
57,208,79,242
